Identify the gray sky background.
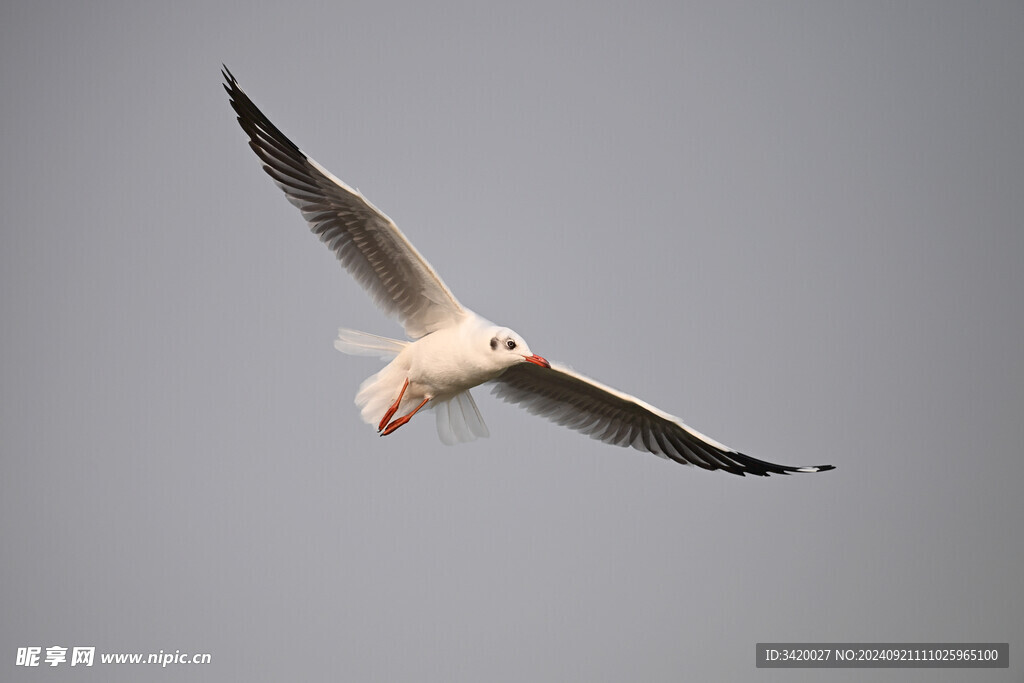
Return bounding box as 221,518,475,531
2,1,1022,681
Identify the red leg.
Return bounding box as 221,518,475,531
378,378,410,432
380,397,430,436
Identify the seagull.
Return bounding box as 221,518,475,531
223,67,834,477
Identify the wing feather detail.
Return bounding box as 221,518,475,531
223,67,464,339
492,362,835,477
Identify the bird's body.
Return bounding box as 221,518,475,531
341,315,544,442
385,317,512,400
224,67,835,477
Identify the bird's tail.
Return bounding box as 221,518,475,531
434,391,490,444
336,329,412,429
333,328,408,361
337,328,489,444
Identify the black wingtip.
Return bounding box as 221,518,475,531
783,464,836,475
221,65,305,158
221,65,237,99
720,449,837,477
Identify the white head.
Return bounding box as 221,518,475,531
485,327,550,372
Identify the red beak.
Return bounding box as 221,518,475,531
523,354,551,369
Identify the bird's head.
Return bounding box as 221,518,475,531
486,327,550,371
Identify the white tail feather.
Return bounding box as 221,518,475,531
334,328,407,360
434,400,457,445
455,391,489,439
435,391,489,445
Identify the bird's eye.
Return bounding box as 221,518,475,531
506,339,517,350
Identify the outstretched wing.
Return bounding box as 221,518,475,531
223,67,465,339
493,363,835,477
